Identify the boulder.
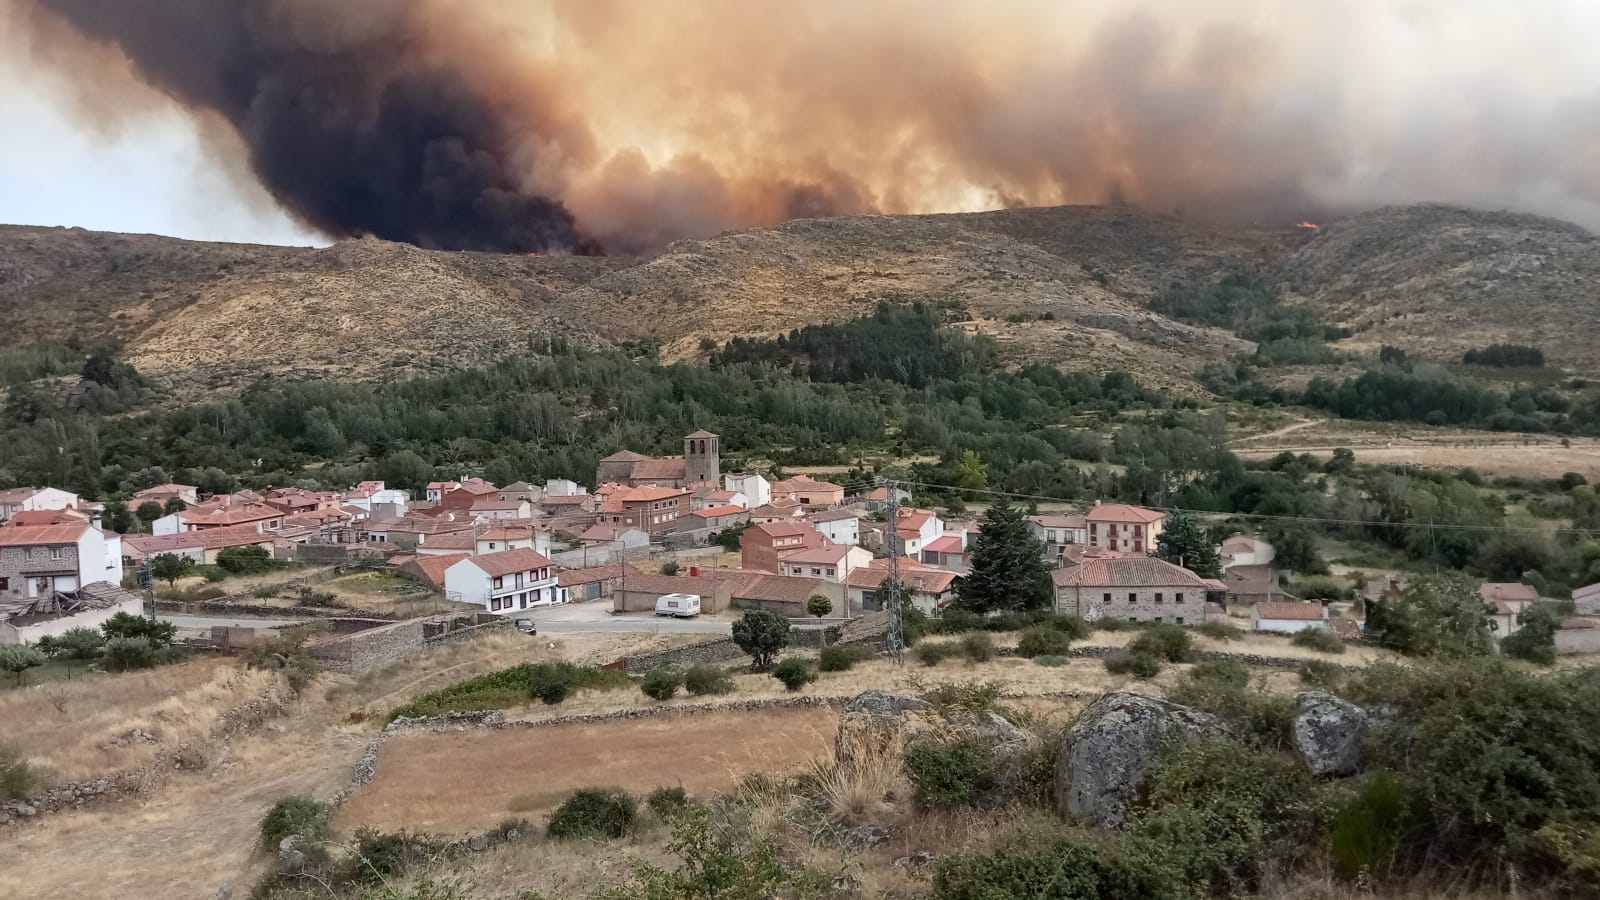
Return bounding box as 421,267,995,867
834,691,931,766
1291,691,1369,777
1054,691,1227,828
277,835,306,872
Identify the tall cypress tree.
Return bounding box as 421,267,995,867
955,496,1052,613
1154,510,1222,578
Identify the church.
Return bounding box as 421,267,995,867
595,430,721,489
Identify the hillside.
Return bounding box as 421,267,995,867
3,203,1598,393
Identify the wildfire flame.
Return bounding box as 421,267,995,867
1295,221,1320,229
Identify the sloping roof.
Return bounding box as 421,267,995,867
685,429,719,439
691,504,747,519
630,458,689,481
600,450,650,463
470,498,529,511
1480,582,1539,603
580,524,645,542
502,481,537,492
845,565,958,594
731,574,829,606
412,553,470,587
809,509,860,524
1560,616,1600,630
1087,503,1165,524
0,524,92,546
464,548,555,578
1328,618,1362,639
619,572,743,597
179,503,282,527
123,523,279,556
421,532,479,551
133,483,197,497
749,521,814,540
1573,582,1600,601
748,504,803,519
771,476,843,493
1256,602,1327,621
620,485,691,501
557,564,626,588
1053,556,1212,589
1,581,141,626
779,544,851,565
3,508,91,527
1029,514,1087,529
0,487,40,504
923,535,964,554
539,493,592,505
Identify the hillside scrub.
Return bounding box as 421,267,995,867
1289,628,1345,654
388,662,632,720
818,643,873,672
547,788,638,840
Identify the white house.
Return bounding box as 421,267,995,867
892,508,944,558
808,509,861,546
1028,514,1088,560
1481,583,1540,638
475,527,551,557
1250,601,1330,634
778,543,873,583
1220,535,1276,569
724,472,771,508
443,548,564,613
544,479,586,497
0,487,81,522
0,524,123,602
343,481,409,518
845,562,959,614
0,582,143,645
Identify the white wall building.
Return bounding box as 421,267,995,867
443,548,563,613
544,479,586,497
0,524,123,603
724,472,771,508
809,510,861,546
778,544,873,583
1250,601,1330,634
0,487,82,522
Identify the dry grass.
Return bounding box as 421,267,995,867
336,707,838,835
1232,418,1600,480
0,658,279,783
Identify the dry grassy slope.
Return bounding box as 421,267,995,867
1275,204,1600,367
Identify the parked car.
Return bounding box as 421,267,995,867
655,592,702,618
514,618,538,635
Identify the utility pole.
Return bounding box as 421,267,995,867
884,479,904,664
139,558,156,621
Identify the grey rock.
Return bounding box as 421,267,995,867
467,835,489,852
1292,691,1369,777
277,835,306,871
829,874,861,895
843,824,892,849
834,691,930,766
894,851,938,868
15,804,36,817
1054,691,1227,828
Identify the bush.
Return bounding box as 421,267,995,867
1327,770,1426,879
547,787,638,840
682,663,734,695
1016,625,1072,658
771,657,816,692
1033,655,1068,667
216,543,274,575
344,828,437,886
193,564,229,583
103,636,159,671
250,584,281,599
1298,660,1345,690
931,830,1181,900
534,676,570,705
732,609,790,669
1128,623,1193,662
1166,660,1294,750
904,737,996,807
817,643,872,672
646,786,690,819
937,608,984,634
1104,650,1161,678
0,745,42,801
913,640,959,667
1290,628,1345,654
1039,613,1091,640
388,661,632,719
921,680,1005,713
1094,618,1134,632
1196,620,1242,641
259,796,331,852
640,667,683,701
959,631,996,663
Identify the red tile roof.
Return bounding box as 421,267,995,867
0,524,92,546
412,553,470,587
691,504,747,518
1053,556,1211,588
1256,602,1328,621
122,524,275,555
463,548,554,578
809,509,860,523
845,565,958,594
556,564,626,588
420,532,479,551
1479,582,1539,604
749,521,814,540
1087,503,1166,524
1029,514,1087,529
732,574,832,605
923,535,964,554
779,544,851,565
3,509,91,527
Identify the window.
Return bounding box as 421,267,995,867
826,568,836,576
493,576,503,589
1175,617,1185,625
1128,592,1137,603
1154,593,1163,604
49,547,65,560
1175,592,1184,604
1103,592,1112,604
488,542,497,550
1154,617,1162,623
0,577,7,590
1047,530,1058,543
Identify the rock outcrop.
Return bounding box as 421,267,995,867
1054,691,1227,828
834,690,932,766
1291,691,1370,777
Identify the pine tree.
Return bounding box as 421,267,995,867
1154,510,1222,578
955,496,1051,613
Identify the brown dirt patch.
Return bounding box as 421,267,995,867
338,707,838,835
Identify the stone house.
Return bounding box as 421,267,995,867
596,430,721,489
1084,503,1166,554
1052,556,1221,626
122,523,279,566
1028,514,1088,561
0,524,123,603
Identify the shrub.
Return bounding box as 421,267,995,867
930,830,1181,900
1166,660,1294,750
547,788,638,840
640,667,683,701
1290,628,1345,654
982,610,1034,633
102,636,159,671
646,786,690,819
937,608,984,634
921,680,1004,713
817,642,872,672
259,796,330,852
0,745,42,801
1196,620,1242,641
1094,618,1133,632
1016,625,1072,658
1298,660,1345,690
913,640,959,667
534,677,570,705
1033,655,1068,667
732,609,790,669
959,631,996,663
1039,613,1091,640
216,543,274,575
659,560,680,576
388,661,632,719
682,663,734,695
1104,650,1161,678
1128,623,1193,662
904,737,996,807
771,657,816,691
344,828,437,886
193,564,228,583
1328,770,1426,879
250,584,281,599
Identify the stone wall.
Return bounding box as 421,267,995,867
621,637,745,673
310,614,512,674
1059,586,1208,624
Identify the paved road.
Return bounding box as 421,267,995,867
159,614,307,631
530,603,732,635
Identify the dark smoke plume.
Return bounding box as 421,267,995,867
20,0,598,253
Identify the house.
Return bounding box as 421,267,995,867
1251,601,1331,634
153,500,284,535
425,481,458,503
363,515,477,550
401,553,470,589
578,525,651,552
468,497,535,521
0,487,82,522
1555,617,1600,655
343,481,409,518
777,543,872,582
413,531,480,557
0,581,143,645
264,488,343,515
769,475,845,509
920,535,971,574
432,479,500,513
3,508,93,527
808,509,861,546
443,548,562,613
691,487,747,511
557,564,626,602
474,526,548,557
724,472,771,508
741,521,824,573
1220,535,1276,569
537,492,594,514
1481,582,1540,638
596,485,692,535
595,430,721,489
1574,582,1600,616
1225,565,1287,607
682,504,750,532
1362,575,1408,604
1085,503,1166,554
1028,514,1088,561
498,481,543,503
543,479,586,498
892,508,944,558
132,483,199,507
612,571,740,614
845,561,960,614
122,523,284,565
1052,556,1222,626
863,485,911,514
730,574,846,618
747,503,805,525
0,524,124,602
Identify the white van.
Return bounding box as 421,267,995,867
655,592,702,618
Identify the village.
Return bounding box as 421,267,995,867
5,428,1597,662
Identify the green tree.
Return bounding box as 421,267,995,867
150,553,194,587
101,611,177,646
135,500,164,529
805,594,833,620
955,449,988,499
1365,574,1497,658
1154,510,1222,578
731,609,790,670
104,500,134,534
1501,603,1561,665
955,496,1051,614
162,495,187,515
377,449,433,493
1265,524,1325,575
215,544,273,575
0,645,46,687
36,627,105,675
